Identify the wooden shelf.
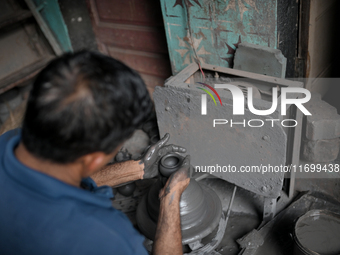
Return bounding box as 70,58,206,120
0,56,54,94
0,10,33,30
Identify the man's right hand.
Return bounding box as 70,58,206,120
159,155,190,200
153,155,190,255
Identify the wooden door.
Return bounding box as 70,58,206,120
88,0,172,97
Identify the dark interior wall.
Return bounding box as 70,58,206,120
330,0,340,78
277,0,338,79
277,0,299,78
323,0,340,111
58,0,97,51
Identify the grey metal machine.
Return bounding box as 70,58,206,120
152,63,304,222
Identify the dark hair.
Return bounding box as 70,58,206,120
22,50,153,163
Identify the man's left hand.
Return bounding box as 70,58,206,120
139,133,186,179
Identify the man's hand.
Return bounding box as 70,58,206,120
153,155,190,255
159,155,190,200
139,133,186,179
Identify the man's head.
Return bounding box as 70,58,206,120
22,50,153,165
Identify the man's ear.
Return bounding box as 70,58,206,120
79,152,112,177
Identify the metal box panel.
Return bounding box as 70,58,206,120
154,63,303,198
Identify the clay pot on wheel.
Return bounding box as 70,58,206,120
136,153,222,245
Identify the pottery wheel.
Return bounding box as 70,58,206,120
136,181,222,245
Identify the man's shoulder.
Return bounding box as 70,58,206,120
59,207,148,255
0,195,147,255
68,221,143,255
0,128,21,141
0,129,20,151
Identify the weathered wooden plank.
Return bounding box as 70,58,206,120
165,63,198,87
0,57,53,94
166,62,303,88
24,0,63,55
200,63,303,88
95,0,163,26
107,47,171,78
31,0,73,52
0,10,32,30
94,26,169,54
88,0,171,90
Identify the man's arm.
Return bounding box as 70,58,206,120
91,133,186,187
92,135,190,255
153,156,190,255
91,160,144,187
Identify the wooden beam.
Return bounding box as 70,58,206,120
0,57,54,94
0,10,33,30
24,0,63,56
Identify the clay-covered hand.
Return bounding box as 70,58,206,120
159,155,190,199
139,133,186,179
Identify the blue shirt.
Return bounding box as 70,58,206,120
0,129,148,255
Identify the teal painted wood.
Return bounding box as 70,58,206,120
32,0,73,52
160,0,277,74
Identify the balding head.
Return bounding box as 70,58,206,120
22,51,153,163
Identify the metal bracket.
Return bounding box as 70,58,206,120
288,107,303,198
263,198,277,222
184,215,227,255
